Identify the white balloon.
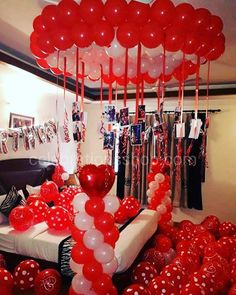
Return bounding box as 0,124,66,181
83,228,104,250
105,37,126,58
154,173,165,183
148,63,162,79
72,273,92,294
149,181,159,190
147,197,152,204
113,59,125,77
104,195,120,214
140,55,151,74
165,190,172,198
74,212,94,231
61,172,69,181
162,196,171,206
46,52,58,68
88,63,101,80
127,62,137,78
69,258,83,274
94,243,114,264
102,257,118,275
156,204,167,215
73,193,89,212
128,45,138,58
146,189,152,198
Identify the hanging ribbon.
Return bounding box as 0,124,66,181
124,48,128,108
62,57,71,143
75,47,80,103
81,62,85,113
141,77,144,106
206,61,211,121
195,56,201,120
135,43,142,123
108,57,113,105
100,65,103,111
157,79,161,113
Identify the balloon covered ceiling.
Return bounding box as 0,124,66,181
30,0,225,94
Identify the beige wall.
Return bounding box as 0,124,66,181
83,95,236,223
0,62,78,173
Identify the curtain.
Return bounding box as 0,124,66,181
116,112,207,210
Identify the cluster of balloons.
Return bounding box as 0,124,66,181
52,164,69,188
146,158,172,223
114,196,140,224
70,164,119,294
0,257,61,295
9,181,81,231
31,0,225,86
122,215,236,294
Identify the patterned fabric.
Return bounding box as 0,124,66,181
0,186,25,216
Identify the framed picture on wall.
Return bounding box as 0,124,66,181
9,113,35,128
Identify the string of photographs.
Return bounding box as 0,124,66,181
72,101,87,143
0,119,57,154
101,104,203,150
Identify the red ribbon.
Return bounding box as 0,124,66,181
135,43,142,123
100,64,103,112
81,62,85,112
124,48,128,108
194,56,201,120
109,57,113,105
76,47,80,102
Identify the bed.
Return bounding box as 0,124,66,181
0,158,158,282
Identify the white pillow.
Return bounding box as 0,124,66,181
26,184,41,195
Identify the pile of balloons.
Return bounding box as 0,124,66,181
70,164,120,295
146,158,172,223
52,164,69,188
0,256,62,295
31,0,225,86
9,181,82,232
122,215,236,295
114,196,140,224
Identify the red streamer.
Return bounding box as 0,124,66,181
75,47,80,102
109,57,113,105
124,48,128,108
135,43,142,123
100,65,103,111
81,62,85,112
194,56,201,120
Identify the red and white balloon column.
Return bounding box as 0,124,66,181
147,158,172,223
70,164,120,295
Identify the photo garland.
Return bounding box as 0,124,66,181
0,119,57,154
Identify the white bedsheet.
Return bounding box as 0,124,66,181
0,209,158,272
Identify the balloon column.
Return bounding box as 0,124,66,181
70,164,120,295
146,158,172,222
31,0,225,89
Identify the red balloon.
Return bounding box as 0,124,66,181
123,284,151,295
71,242,94,264
71,225,85,242
127,1,150,25
117,22,139,48
192,8,211,32
92,274,113,294
229,285,236,295
173,67,188,82
78,164,115,198
183,31,201,55
41,5,58,30
14,259,40,291
150,0,175,29
142,248,165,273
33,15,48,34
52,172,64,188
46,206,71,230
206,15,224,37
30,42,48,59
164,25,185,52
205,43,225,61
83,260,103,281
93,20,115,47
30,31,39,44
143,73,156,84
103,73,116,84
29,200,49,224
94,212,115,232
104,0,127,26
73,22,93,48
201,215,220,236
132,261,158,286
85,197,105,217
116,75,130,86
27,193,45,205
68,287,78,295
159,74,172,83
147,172,155,184
185,60,197,76
173,3,195,31
34,268,61,295
0,268,13,295
114,206,128,224
140,21,164,49
219,222,236,237
9,206,34,231
196,33,214,57
57,0,80,27
154,234,173,252
121,196,140,218
37,32,55,54
50,67,63,75
36,58,50,70
79,0,104,25
52,28,74,51
148,276,176,294
40,181,59,203
103,226,120,247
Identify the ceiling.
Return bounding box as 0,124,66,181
0,0,236,100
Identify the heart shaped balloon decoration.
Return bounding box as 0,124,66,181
78,164,115,198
